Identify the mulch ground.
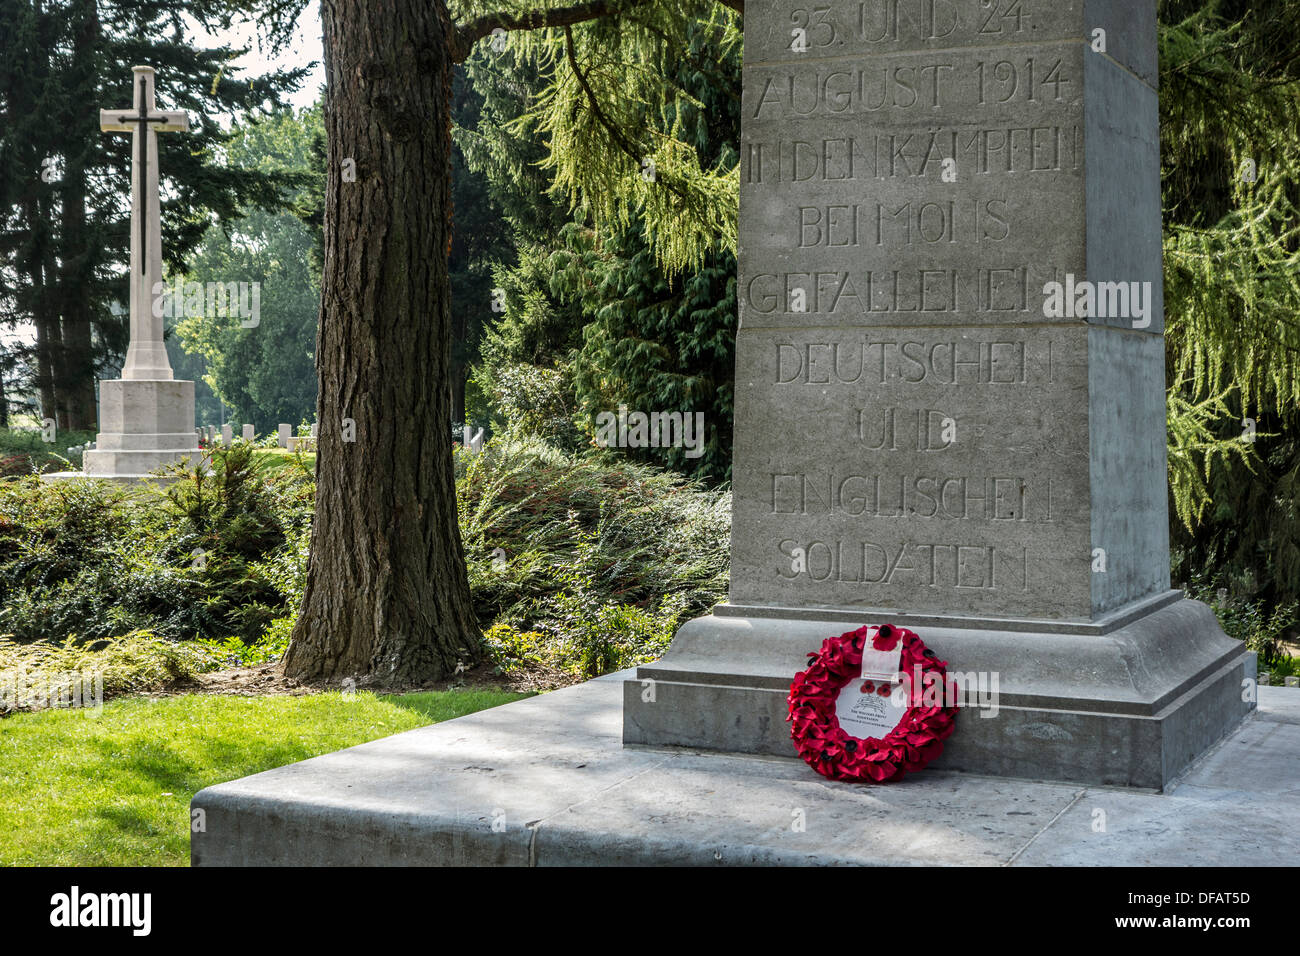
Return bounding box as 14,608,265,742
153,660,583,700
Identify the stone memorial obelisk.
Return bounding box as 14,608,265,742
82,66,200,479
625,1,1255,788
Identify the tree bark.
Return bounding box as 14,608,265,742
56,0,101,432
283,0,481,684
27,205,58,427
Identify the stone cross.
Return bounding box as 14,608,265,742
100,66,189,381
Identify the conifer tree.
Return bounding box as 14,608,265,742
282,0,741,682
1159,0,1300,605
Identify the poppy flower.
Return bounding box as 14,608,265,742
871,624,901,652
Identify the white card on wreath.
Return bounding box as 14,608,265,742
835,680,908,740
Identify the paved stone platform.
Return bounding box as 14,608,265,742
191,673,1300,866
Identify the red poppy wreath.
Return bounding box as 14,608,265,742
787,624,959,783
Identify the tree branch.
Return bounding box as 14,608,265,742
561,25,691,204
451,0,641,62
562,25,644,163
450,0,743,61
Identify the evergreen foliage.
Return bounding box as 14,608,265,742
1159,0,1300,610
173,106,321,430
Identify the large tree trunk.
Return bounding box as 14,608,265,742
33,312,57,425
283,0,481,684
28,230,58,426
56,0,101,433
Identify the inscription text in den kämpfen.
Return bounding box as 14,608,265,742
739,1,1081,600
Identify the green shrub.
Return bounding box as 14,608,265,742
0,632,222,712
458,428,727,676
0,445,312,648
1185,577,1298,681
194,617,292,668
0,424,726,691
482,622,551,675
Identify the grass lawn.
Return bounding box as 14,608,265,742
0,688,529,866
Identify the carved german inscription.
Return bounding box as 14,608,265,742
729,1,1153,620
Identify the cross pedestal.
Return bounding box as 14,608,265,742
81,66,200,480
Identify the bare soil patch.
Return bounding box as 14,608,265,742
151,660,582,700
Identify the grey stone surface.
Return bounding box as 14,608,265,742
192,675,1297,866
732,3,1165,622
98,66,189,382
1088,329,1169,613
741,1,1157,89
728,326,1093,618
81,379,199,477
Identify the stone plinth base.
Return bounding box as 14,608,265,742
189,672,1298,866
81,448,204,475
80,378,200,479
623,594,1256,790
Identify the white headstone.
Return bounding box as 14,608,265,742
242,424,255,441
277,424,291,448
221,424,233,445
